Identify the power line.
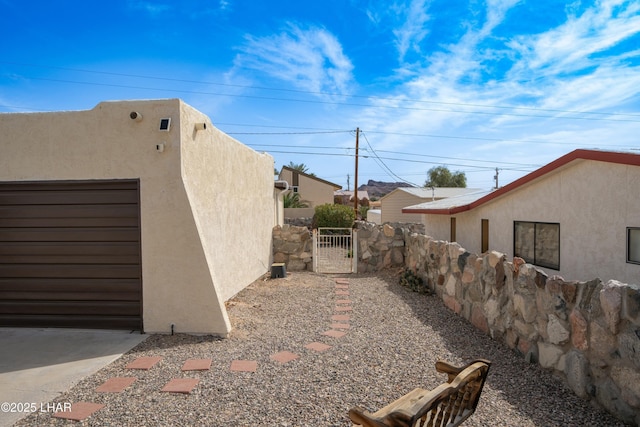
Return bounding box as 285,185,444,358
217,122,350,132
372,149,542,168
4,61,640,119
4,70,640,123
247,143,542,169
26,76,640,122
218,123,638,150
360,131,421,186
227,130,351,135
364,130,638,148
262,148,537,172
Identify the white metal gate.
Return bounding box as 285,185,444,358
313,228,357,274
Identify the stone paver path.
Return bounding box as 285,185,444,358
58,277,352,421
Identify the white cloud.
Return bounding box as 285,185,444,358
508,1,640,78
233,23,355,97
350,0,640,188
128,1,171,15
384,0,640,122
392,0,431,63
482,0,522,36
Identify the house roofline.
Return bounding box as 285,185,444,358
280,166,342,189
403,149,640,215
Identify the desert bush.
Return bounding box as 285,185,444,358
313,204,355,229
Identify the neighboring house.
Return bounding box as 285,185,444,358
367,209,382,224
403,149,640,285
278,166,341,218
334,189,370,206
0,99,277,336
381,187,482,223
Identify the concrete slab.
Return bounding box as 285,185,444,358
0,328,147,427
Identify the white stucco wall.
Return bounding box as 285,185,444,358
423,159,640,284
0,99,275,335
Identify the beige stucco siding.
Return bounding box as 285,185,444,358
381,191,423,223
179,102,275,303
301,174,335,207
423,160,640,284
278,168,337,208
0,99,275,335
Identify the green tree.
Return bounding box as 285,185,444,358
424,166,467,187
283,192,309,208
286,161,316,177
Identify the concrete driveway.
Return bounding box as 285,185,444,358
0,328,147,427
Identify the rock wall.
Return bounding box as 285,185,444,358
355,222,406,272
271,220,640,424
283,217,313,229
402,230,640,426
272,225,312,271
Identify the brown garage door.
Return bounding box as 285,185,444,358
0,180,142,330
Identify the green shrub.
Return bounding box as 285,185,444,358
313,203,355,229
399,268,430,294
359,205,370,219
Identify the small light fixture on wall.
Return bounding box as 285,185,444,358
194,122,207,132
156,142,165,153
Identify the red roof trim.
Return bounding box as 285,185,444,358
403,149,640,215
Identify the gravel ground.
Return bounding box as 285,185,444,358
16,271,629,426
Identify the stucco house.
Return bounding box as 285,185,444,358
403,149,640,285
0,99,277,336
278,166,341,218
381,187,482,224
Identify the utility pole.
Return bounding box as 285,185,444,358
354,128,359,216
347,174,350,191
494,168,500,190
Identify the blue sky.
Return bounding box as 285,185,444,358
2,0,639,191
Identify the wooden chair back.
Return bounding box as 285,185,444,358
349,359,491,427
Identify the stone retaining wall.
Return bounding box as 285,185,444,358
400,228,640,425
355,221,423,272
283,217,313,229
272,220,640,424
272,225,312,271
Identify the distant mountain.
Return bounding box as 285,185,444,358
358,180,415,199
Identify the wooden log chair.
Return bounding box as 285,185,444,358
349,359,491,427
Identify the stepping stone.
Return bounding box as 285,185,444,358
331,314,350,321
335,306,352,312
182,358,212,371
335,284,349,289
126,356,162,370
336,290,349,296
331,323,350,329
321,329,347,338
96,377,137,393
336,299,352,304
305,342,332,352
270,351,300,364
230,360,258,372
161,378,199,394
335,278,350,284
53,402,104,421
